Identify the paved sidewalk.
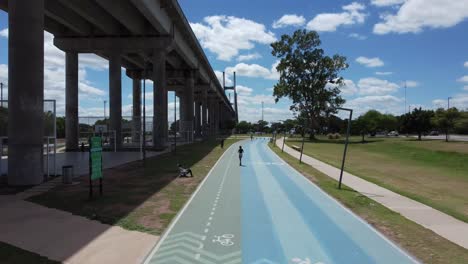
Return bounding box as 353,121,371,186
276,138,468,250
0,195,158,263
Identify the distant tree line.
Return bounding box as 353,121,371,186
235,107,468,142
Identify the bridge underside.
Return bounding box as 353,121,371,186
0,0,236,185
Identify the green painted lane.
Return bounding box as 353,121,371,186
144,141,243,264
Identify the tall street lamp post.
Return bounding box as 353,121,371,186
337,107,353,189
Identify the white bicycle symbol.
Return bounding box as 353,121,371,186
212,234,234,246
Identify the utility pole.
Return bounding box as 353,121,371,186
234,72,238,123
0,82,3,107
223,71,238,123
446,97,452,142
261,101,264,122
174,92,177,154
142,63,147,164
103,100,107,120
404,80,407,114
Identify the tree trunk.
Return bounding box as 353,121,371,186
361,133,365,143
418,132,422,141
309,132,316,140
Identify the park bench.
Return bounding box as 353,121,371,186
291,145,302,151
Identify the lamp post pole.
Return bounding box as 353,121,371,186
282,131,286,152
103,100,107,120
0,82,3,107
447,97,452,142
142,64,147,164
174,92,177,154
337,107,353,189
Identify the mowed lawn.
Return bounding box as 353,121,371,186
286,136,468,223
29,138,239,235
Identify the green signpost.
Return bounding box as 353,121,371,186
89,136,103,198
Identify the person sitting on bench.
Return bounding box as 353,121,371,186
178,164,193,177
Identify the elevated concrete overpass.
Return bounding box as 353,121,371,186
0,0,236,185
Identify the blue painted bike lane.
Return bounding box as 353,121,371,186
241,138,418,264
143,138,418,263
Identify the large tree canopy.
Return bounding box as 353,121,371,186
271,29,348,137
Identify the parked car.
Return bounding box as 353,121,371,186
387,131,399,137
429,130,439,136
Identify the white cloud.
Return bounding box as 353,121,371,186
272,14,306,29
358,77,400,95
0,28,8,38
373,0,468,35
326,79,358,96
463,86,468,91
458,76,468,83
236,85,253,96
306,2,367,32
464,61,468,68
405,80,419,87
215,70,233,86
375,71,393,75
356,56,384,67
340,79,359,96
238,93,276,106
225,61,279,80
0,29,106,115
349,33,367,40
238,105,294,123
190,16,276,61
433,93,468,109
237,53,262,62
371,0,406,7
346,95,404,116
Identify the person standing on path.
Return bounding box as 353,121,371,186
238,146,244,166
220,139,225,149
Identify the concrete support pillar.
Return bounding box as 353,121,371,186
181,71,194,142
109,53,122,149
209,98,215,136
8,0,45,185
65,52,79,151
201,89,208,138
194,98,201,138
132,74,141,143
152,49,167,149
215,101,220,135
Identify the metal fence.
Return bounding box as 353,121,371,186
0,100,57,177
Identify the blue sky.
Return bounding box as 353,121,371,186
1,0,468,122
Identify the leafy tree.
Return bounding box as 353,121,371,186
353,110,380,142
270,122,284,133
378,114,398,132
56,117,65,138
282,119,298,133
235,121,253,134
170,120,180,134
271,29,348,139
255,120,269,133
0,106,8,137
454,112,468,134
325,114,345,134
433,108,461,142
402,108,434,140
